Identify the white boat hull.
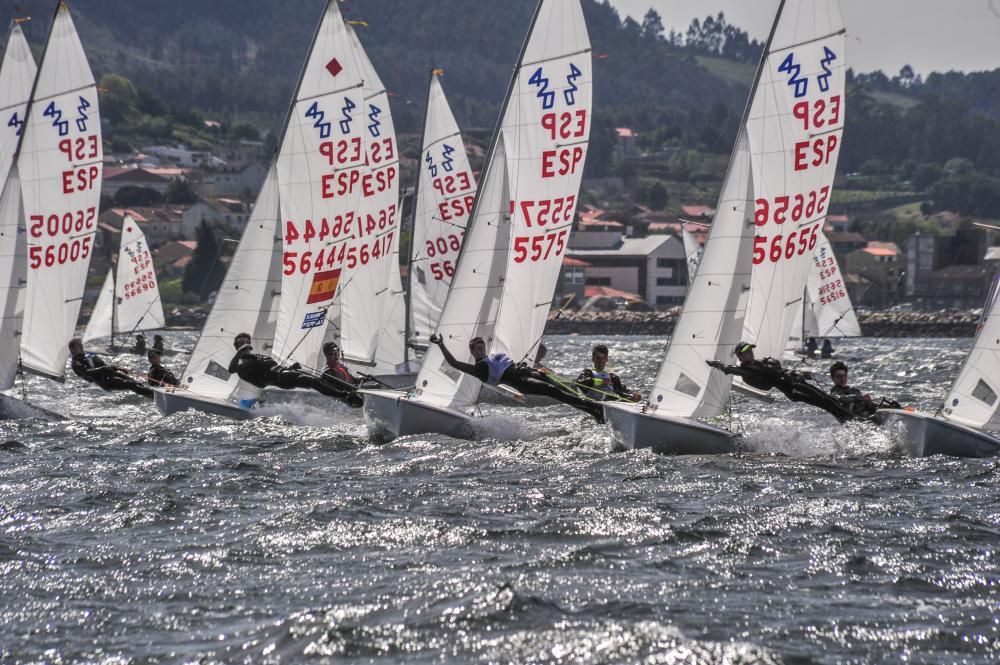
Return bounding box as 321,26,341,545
604,401,737,455
361,389,473,441
875,408,1000,458
153,388,254,421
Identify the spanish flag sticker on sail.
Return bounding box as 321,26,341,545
306,268,341,304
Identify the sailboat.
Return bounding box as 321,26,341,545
605,0,846,453
786,230,861,355
0,19,36,415
82,216,166,350
407,71,478,351
152,167,281,419
363,0,593,439
10,3,101,393
681,226,703,279
875,275,1000,457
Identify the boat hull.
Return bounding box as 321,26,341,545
153,388,254,421
604,401,736,455
0,393,65,420
361,389,473,441
875,408,1000,458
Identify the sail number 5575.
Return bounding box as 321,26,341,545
752,225,818,265
513,229,568,263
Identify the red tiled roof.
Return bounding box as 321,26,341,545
615,127,634,138
585,286,643,301
563,257,590,267
680,205,715,217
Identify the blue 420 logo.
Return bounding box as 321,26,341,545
778,47,838,98
528,62,583,110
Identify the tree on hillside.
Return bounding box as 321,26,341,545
182,221,226,301
165,179,199,204
641,9,664,40
114,186,163,207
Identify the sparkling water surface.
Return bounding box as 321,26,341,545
1,334,997,664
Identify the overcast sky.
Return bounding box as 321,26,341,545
608,0,1000,75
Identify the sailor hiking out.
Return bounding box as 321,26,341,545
429,333,605,423
829,361,901,420
576,344,641,402
707,341,855,423
228,333,363,408
68,337,154,398
146,348,179,387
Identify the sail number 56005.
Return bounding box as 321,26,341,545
752,225,818,265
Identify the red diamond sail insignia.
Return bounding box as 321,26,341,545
325,58,342,77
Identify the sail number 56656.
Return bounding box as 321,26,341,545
752,225,818,265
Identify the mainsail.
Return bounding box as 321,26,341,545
682,226,703,279
272,0,367,368
180,166,282,403
489,0,593,365
338,22,401,368
19,4,102,379
83,217,165,343
0,21,35,389
408,73,478,346
742,0,846,360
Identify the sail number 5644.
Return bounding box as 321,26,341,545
752,225,818,265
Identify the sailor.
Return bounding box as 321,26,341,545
68,337,153,398
227,332,362,407
821,338,835,359
829,361,901,420
321,341,358,387
707,341,854,423
576,344,640,402
133,332,147,355
152,334,166,354
146,348,179,387
429,333,605,423
804,337,818,356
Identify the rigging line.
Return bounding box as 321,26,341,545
516,293,575,364
109,295,162,363
422,130,464,151
767,29,847,56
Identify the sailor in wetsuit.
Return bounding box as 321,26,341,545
321,341,359,388
146,348,179,387
68,337,153,398
227,332,363,408
707,341,854,423
829,361,901,420
152,334,166,354
576,344,640,402
429,333,605,423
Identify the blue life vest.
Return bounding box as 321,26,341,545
483,353,514,385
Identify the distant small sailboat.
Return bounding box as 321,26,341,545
407,70,478,351
876,273,1000,457
82,216,166,350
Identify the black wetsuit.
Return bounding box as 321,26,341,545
227,346,362,407
712,357,855,423
437,343,605,423
830,384,901,420
576,368,636,402
71,352,154,398
147,365,179,387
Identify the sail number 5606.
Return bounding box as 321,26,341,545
752,225,818,265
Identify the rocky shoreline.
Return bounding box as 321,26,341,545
543,309,981,337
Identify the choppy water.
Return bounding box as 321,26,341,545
1,334,998,664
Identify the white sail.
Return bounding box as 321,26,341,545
337,24,401,367
19,5,102,379
941,270,1000,430
0,168,27,389
490,0,593,365
113,217,165,335
181,165,282,402
682,226,703,280
804,230,860,338
648,132,754,419
273,0,367,368
372,230,407,374
742,0,845,360
0,23,35,389
409,74,478,345
82,269,112,343
0,22,35,186
412,137,511,410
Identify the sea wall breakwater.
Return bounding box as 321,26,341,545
543,309,982,337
